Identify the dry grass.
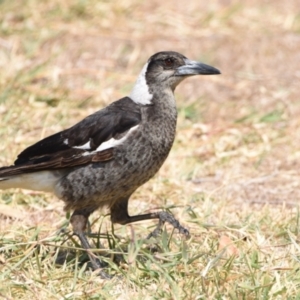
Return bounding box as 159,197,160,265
1,0,300,298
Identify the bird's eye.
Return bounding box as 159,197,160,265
164,58,174,67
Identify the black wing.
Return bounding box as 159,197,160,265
0,97,141,176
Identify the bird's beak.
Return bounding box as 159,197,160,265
175,59,221,76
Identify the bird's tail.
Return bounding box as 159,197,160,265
0,166,61,193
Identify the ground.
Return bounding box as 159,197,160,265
0,0,300,299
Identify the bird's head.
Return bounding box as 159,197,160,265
129,51,220,105
147,51,220,91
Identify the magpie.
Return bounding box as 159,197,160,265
0,51,220,275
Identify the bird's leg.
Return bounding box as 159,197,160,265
110,198,190,239
70,210,110,278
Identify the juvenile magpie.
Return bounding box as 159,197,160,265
0,51,220,275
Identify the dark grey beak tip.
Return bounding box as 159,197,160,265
176,60,221,76
200,64,221,75
209,68,221,75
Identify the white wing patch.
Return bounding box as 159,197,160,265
82,125,139,156
129,62,153,105
96,137,125,151
73,140,91,150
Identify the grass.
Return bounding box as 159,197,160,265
1,0,300,298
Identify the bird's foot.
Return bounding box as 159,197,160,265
76,238,112,279
147,211,190,239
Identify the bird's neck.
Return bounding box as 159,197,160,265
143,88,178,125
152,88,177,110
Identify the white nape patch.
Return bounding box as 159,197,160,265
82,125,139,156
0,171,61,193
73,140,91,150
129,63,153,105
64,139,68,145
